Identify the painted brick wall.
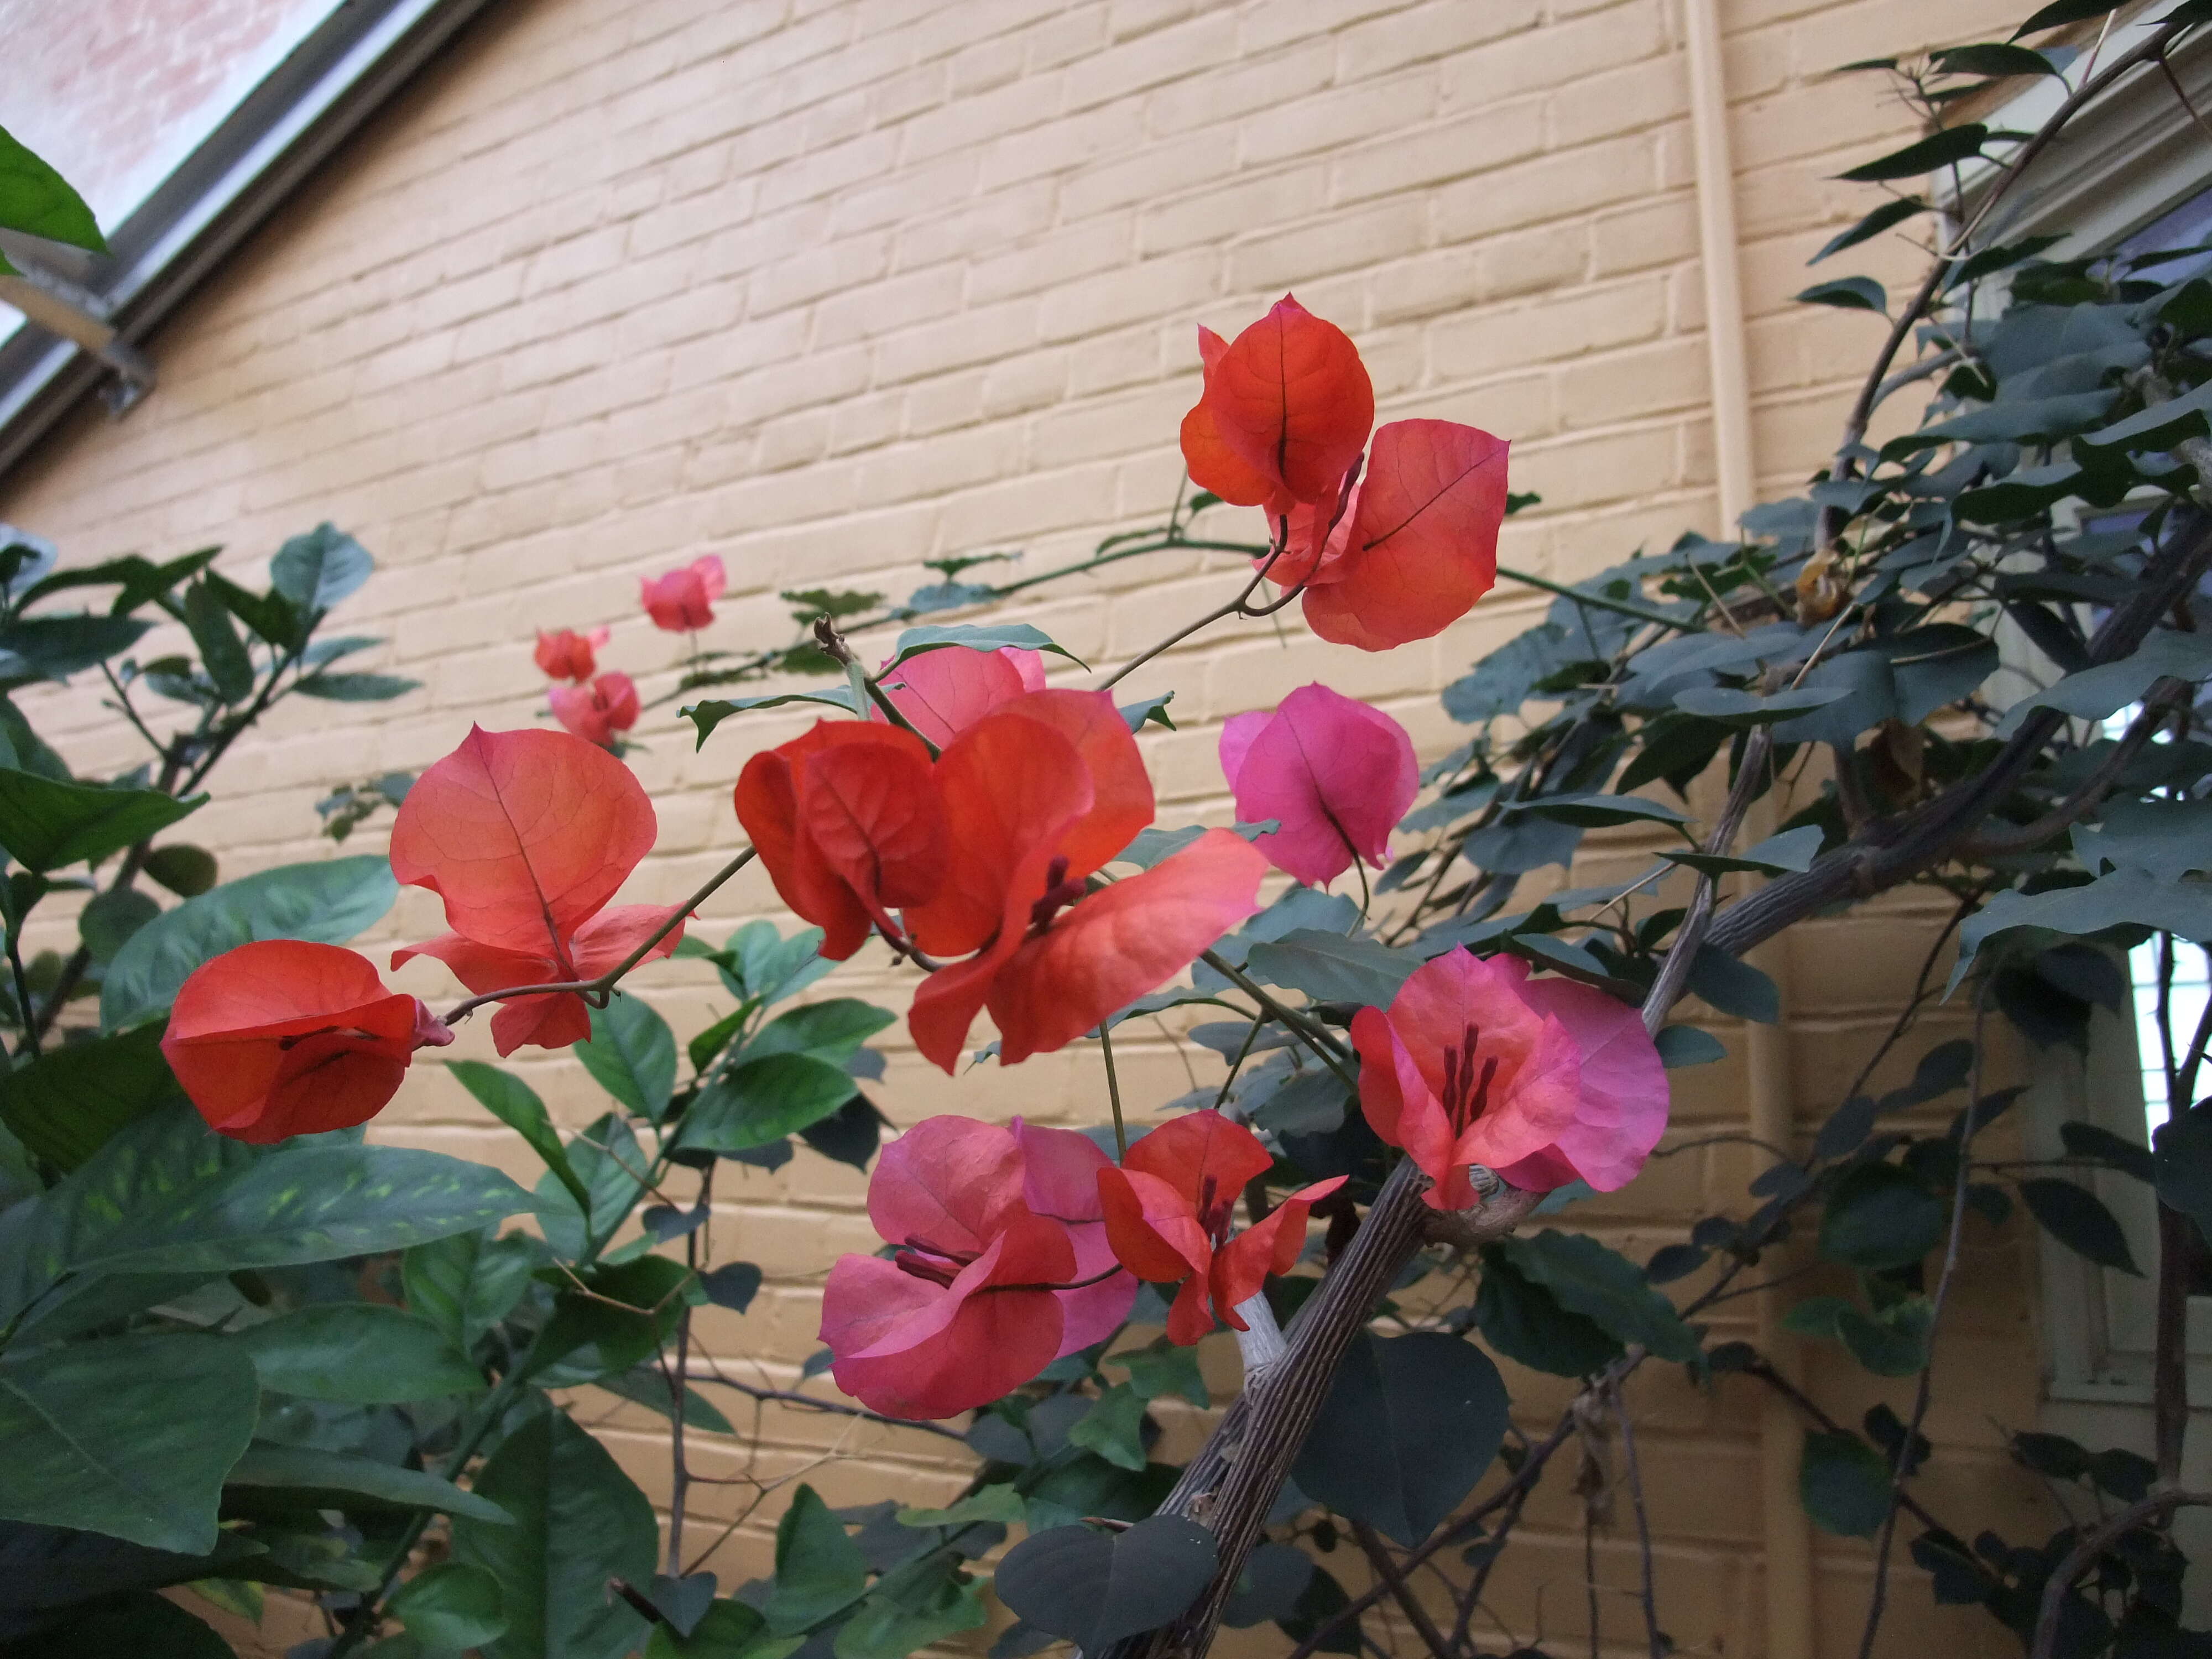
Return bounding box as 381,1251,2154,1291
0,2,2050,1655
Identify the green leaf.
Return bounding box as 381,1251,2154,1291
718,921,836,1007
448,1061,593,1215
1818,1162,1944,1269
684,1053,858,1153
102,854,398,1031
886,622,1084,671
0,1104,534,1327
1068,1385,1150,1473
688,1008,749,1073
2079,378,2212,455
1686,945,1781,1022
0,1020,181,1170
1672,685,1849,727
684,688,861,747
1654,1025,1725,1068
2074,798,2212,883
745,999,896,1067
1291,1331,1510,1545
1810,197,1928,263
897,1484,1028,1528
451,1410,658,1659
1492,1230,1702,1363
765,1485,872,1635
389,1561,509,1650
647,1599,807,1659
0,614,153,684
2060,1120,2156,1183
1119,691,1176,732
404,1228,539,1352
2156,1102,2212,1247
534,1256,693,1380
294,671,418,702
225,1442,513,1525
995,1517,1218,1652
835,1559,988,1659
0,124,103,250
1662,823,1825,878
201,572,297,648
1245,930,1418,1006
79,886,160,966
1517,792,1691,829
1835,1298,1934,1376
181,582,254,703
1957,872,2212,980
1800,1431,1892,1536
2012,0,2121,38
269,524,372,617
0,1332,255,1553
2018,1177,2140,1274
1837,123,1989,182
535,1112,647,1259
0,1590,232,1657
237,1303,486,1402
1933,42,2056,77
0,770,203,874
577,996,678,1121
1795,276,1887,312
1474,1243,1623,1376
591,1364,735,1436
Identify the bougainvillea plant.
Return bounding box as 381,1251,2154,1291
8,11,2212,1659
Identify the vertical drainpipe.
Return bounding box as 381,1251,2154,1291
1682,2,1816,1656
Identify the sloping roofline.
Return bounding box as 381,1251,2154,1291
0,0,505,482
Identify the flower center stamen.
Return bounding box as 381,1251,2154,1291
1438,1021,1500,1134
1027,854,1087,932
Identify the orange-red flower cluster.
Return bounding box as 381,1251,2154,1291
1181,295,1510,651
735,673,1268,1072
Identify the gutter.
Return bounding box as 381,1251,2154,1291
1683,6,1815,1658
0,0,506,483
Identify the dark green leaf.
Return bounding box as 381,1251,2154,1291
1517,792,1691,829
2156,1102,2212,1246
1111,1342,1208,1408
1810,197,1928,263
898,1485,1028,1528
834,1557,989,1659
797,1093,885,1170
390,1561,509,1650
78,886,159,964
0,770,202,873
1119,691,1176,732
201,573,296,648
2074,798,2212,882
684,1054,858,1153
685,688,860,746
0,122,105,251
268,524,372,616
2018,1178,2139,1274
536,1112,646,1259
700,1262,763,1313
403,1228,539,1352
995,1517,1218,1651
1818,1162,1944,1269
1276,1562,1359,1655
592,1365,735,1438
225,1442,512,1525
1493,1230,1702,1361
0,1020,180,1170
0,614,152,683
0,1590,232,1657
1654,1025,1725,1068
237,1303,485,1401
1836,1299,1934,1375
1068,1385,1150,1472
719,920,836,1008
1672,685,1849,727
1245,930,1418,1006
1687,945,1781,1022
451,1410,658,1659
645,1597,804,1659
765,1485,872,1635
182,582,254,703
0,1332,256,1553
2079,378,2212,455
102,854,397,1031
1933,43,2056,77
142,843,217,898
577,995,678,1122
1796,276,1887,312
1837,123,1989,182
535,1256,694,1379
1292,1331,1510,1545
1474,1243,1623,1375
294,671,418,702
1222,1540,1317,1629
0,1103,533,1327
886,623,1084,671
1957,872,2212,981
448,1061,593,1215
688,1008,748,1073
1800,1431,1893,1536
746,999,896,1067
2012,0,2121,38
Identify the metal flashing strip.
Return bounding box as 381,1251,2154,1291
0,0,505,481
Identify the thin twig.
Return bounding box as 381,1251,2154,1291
1352,1521,1458,1659
2029,1491,2212,1659
1611,1369,1666,1659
